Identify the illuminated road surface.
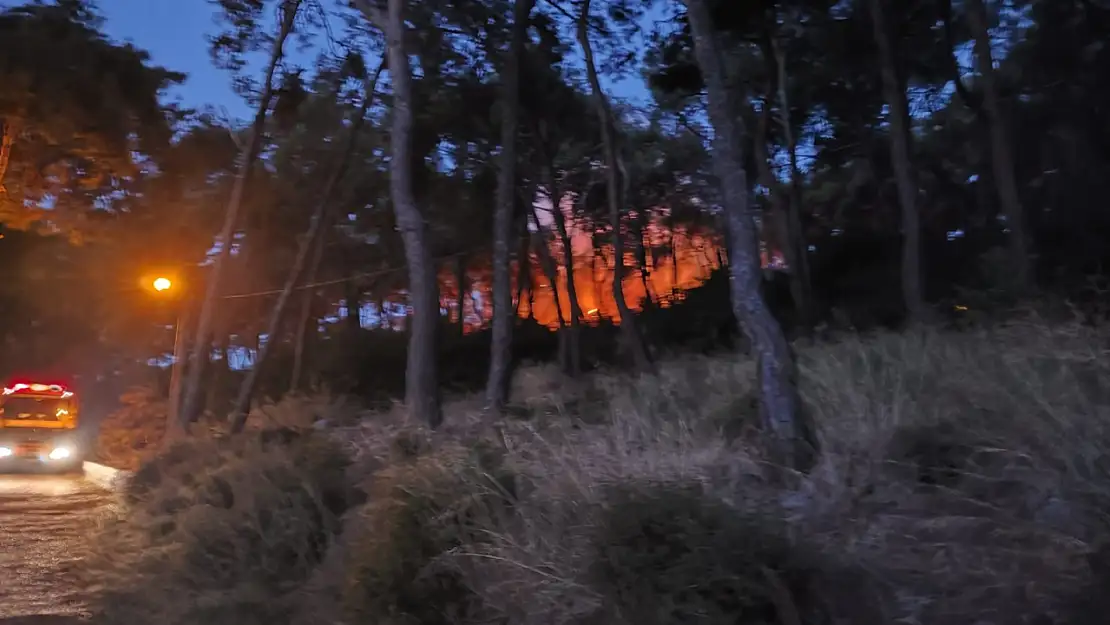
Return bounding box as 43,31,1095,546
0,473,111,623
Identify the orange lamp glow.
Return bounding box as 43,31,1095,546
153,277,172,292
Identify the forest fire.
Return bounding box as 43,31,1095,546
433,226,765,331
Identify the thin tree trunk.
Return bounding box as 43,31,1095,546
526,258,536,319
526,204,571,369
204,328,231,418
577,0,652,373
289,224,323,393
768,36,813,327
344,267,363,335
215,331,231,387
683,0,815,471
0,118,15,194
528,203,567,327
356,0,442,427
514,231,531,319
455,254,468,334
752,80,808,326
540,144,582,376
228,63,380,433
966,0,1030,289
177,0,300,434
486,0,536,411
591,238,603,312
166,303,191,441
670,226,679,295
868,0,927,322
940,0,993,231
633,213,654,306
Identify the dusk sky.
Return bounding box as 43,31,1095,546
94,0,656,121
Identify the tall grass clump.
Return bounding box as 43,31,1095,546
795,319,1110,623
332,441,517,624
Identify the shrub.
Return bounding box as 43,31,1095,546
244,391,362,431
93,385,167,471
85,429,355,625
586,482,823,625
334,442,517,625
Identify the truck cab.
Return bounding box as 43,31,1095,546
0,382,82,472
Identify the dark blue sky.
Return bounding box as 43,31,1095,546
99,0,251,118
95,0,654,122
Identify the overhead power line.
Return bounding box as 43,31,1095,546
219,249,472,300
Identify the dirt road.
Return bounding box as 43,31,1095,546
0,474,111,623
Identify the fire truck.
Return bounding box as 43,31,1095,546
0,382,82,472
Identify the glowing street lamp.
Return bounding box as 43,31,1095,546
148,274,186,431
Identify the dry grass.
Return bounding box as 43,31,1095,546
86,318,1110,625
93,385,168,471
84,430,356,625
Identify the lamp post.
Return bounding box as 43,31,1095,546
152,277,187,431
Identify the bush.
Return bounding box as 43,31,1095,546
85,429,355,625
93,385,167,471
586,482,822,625
335,442,516,625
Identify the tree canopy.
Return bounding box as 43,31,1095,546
0,0,1107,452
0,1,184,235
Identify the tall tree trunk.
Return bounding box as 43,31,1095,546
228,65,380,433
683,0,815,471
577,0,652,373
486,0,536,411
177,0,301,435
966,0,1030,289
868,0,927,322
356,0,442,427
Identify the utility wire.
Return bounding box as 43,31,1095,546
218,232,719,300
219,248,473,300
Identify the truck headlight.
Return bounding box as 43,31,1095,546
0,447,11,458
48,447,71,460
